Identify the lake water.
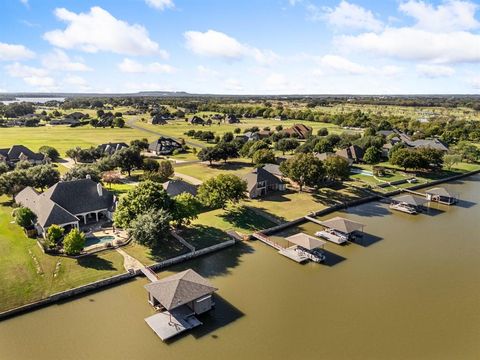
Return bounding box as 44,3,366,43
1,97,65,105
0,175,479,360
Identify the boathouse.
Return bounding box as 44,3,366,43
390,194,428,214
425,187,458,205
279,233,326,263
314,216,365,244
144,269,217,341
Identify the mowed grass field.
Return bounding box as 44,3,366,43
0,197,126,312
0,125,156,156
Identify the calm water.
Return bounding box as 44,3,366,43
1,176,479,360
1,97,65,105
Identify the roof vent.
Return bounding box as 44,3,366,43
86,174,91,180
97,183,103,197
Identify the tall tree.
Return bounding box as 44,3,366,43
129,209,172,248
197,174,247,209
280,153,325,191
63,228,86,255
112,147,143,176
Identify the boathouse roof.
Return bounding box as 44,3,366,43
144,269,217,311
320,216,364,234
392,194,428,206
425,187,454,197
285,233,326,250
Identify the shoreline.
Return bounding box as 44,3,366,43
1,169,479,321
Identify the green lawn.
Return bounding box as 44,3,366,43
181,206,276,249
0,125,155,156
175,159,254,182
121,238,190,266
0,197,126,312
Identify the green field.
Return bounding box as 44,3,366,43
0,197,126,312
175,158,254,182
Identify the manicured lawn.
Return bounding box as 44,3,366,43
121,238,190,266
180,206,276,249
0,197,126,312
107,182,137,196
242,185,368,221
0,125,154,156
175,159,254,182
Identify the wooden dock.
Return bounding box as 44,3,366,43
140,267,159,282
252,232,283,250
304,215,322,226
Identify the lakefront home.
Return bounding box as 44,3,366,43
15,179,116,236
0,145,47,166
335,145,364,163
97,142,128,155
284,124,312,139
244,166,286,198
162,179,198,197
148,137,183,155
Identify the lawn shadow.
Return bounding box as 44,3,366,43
341,202,391,218
210,160,252,171
149,238,191,262
220,206,277,230
180,225,230,249
321,249,347,267
76,254,116,271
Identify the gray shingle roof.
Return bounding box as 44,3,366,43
244,167,283,192
3,145,44,162
162,180,198,197
144,269,217,311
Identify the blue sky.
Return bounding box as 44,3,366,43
0,0,479,94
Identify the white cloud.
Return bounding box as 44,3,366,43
5,62,56,90
124,81,177,92
145,0,174,11
416,64,455,78
118,58,176,73
0,42,35,61
44,7,167,57
264,73,290,90
470,77,480,89
196,65,219,77
308,1,383,32
224,78,244,91
184,30,278,64
399,0,479,32
64,75,88,87
42,49,91,72
337,28,480,64
19,0,29,7
319,54,369,74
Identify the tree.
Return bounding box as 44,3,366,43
198,147,220,165
222,132,234,142
112,147,143,176
279,153,325,191
16,160,32,170
197,174,247,209
63,228,85,255
64,164,101,182
113,117,125,128
363,146,382,165
130,138,150,150
314,138,334,153
252,149,275,166
444,154,462,170
173,193,202,226
102,171,121,187
323,156,350,181
14,207,36,228
0,162,9,175
143,158,160,173
129,209,172,248
113,181,173,228
390,149,427,170
455,141,480,163
45,224,64,249
66,147,82,164
275,138,299,154
27,165,60,189
157,160,174,181
418,148,444,170
39,146,60,161
0,169,30,199
215,142,239,163
317,128,329,136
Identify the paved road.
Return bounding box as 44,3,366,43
127,118,207,149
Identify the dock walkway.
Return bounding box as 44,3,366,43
252,232,283,250
140,267,159,282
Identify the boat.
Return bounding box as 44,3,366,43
389,202,417,214
314,229,348,244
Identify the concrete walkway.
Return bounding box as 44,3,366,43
116,248,144,271
174,172,203,185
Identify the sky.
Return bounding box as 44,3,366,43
0,0,479,94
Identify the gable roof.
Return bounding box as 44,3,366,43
425,187,454,197
144,269,217,311
336,145,364,161
97,142,128,155
392,194,428,207
163,180,198,197
149,137,182,154
262,163,282,177
244,167,283,192
284,124,312,139
408,139,449,152
285,233,326,250
4,145,44,162
320,216,364,234
42,179,114,215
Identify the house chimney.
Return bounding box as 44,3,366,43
86,174,91,180
97,183,103,197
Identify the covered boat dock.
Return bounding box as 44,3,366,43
144,269,218,341
314,216,365,244
390,194,428,214
425,187,458,205
280,233,326,263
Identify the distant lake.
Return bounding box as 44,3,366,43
1,97,65,105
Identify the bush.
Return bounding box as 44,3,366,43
46,224,64,249
39,146,60,161
63,228,86,255
14,207,37,228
